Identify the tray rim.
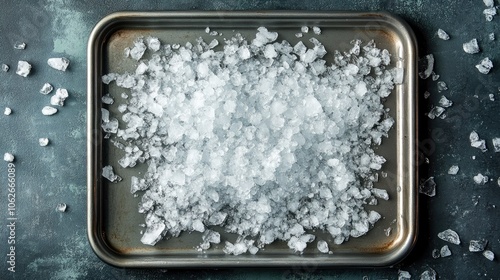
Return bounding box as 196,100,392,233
87,10,418,268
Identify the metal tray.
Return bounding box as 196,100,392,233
87,11,417,268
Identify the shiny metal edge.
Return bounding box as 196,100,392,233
87,10,418,268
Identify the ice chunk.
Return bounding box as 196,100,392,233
492,138,500,152
483,250,495,261
427,106,445,119
312,26,321,35
438,96,452,108
14,42,26,49
392,67,404,84
287,236,307,252
304,95,323,116
50,88,69,106
469,239,488,252
205,27,210,33
146,36,161,52
192,219,205,232
4,107,12,115
39,138,49,146
208,39,219,49
448,165,459,175
490,93,495,101
475,57,493,74
40,83,53,95
384,227,392,236
301,26,309,33
424,91,431,99
470,131,487,152
463,39,480,54
252,27,278,47
368,210,381,224
437,29,450,40
202,230,221,244
47,57,70,71
1,64,9,72
489,33,495,41
141,221,165,246
314,240,328,253
484,0,494,7
432,249,440,259
398,270,411,280
437,229,461,244
55,203,67,212
372,188,389,200
419,177,436,197
473,173,488,185
437,81,448,92
16,61,31,77
42,106,57,116
101,94,114,105
420,268,437,280
102,165,122,182
440,245,451,257
3,153,14,162
418,54,434,79
295,32,303,38
483,7,497,21
130,38,147,60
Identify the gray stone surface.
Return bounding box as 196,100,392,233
0,0,499,279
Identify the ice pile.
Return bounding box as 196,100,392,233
103,28,397,253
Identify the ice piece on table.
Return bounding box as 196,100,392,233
301,26,309,33
470,131,487,152
372,188,389,200
469,239,488,252
432,248,440,258
420,268,437,280
418,54,434,79
202,229,221,244
312,26,321,35
4,107,12,115
101,93,114,105
317,240,329,253
392,67,404,84
252,27,278,47
463,39,480,54
55,203,67,212
424,91,431,99
205,27,210,33
39,138,49,146
50,88,69,106
47,57,70,71
1,63,9,72
483,250,495,261
295,32,303,38
427,106,445,120
14,42,26,49
448,165,459,175
141,221,165,246
473,173,488,185
40,83,53,95
16,60,31,77
437,229,461,244
475,57,493,74
208,39,219,49
484,0,494,7
437,29,450,40
492,138,500,152
3,153,14,162
440,245,452,257
438,96,453,107
398,270,411,280
146,36,161,52
130,38,147,60
483,7,497,21
437,81,448,92
42,106,57,116
419,177,436,197
102,165,121,182
489,33,495,41
101,118,118,133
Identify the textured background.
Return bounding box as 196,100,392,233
0,0,499,279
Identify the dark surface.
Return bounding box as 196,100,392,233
0,0,499,279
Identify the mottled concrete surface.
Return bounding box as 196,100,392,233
0,0,499,279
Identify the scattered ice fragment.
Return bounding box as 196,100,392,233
437,81,448,92
432,249,440,259
419,177,436,197
50,88,69,106
4,107,12,115
492,138,500,152
146,36,161,52
448,165,459,175
130,38,147,60
473,173,488,185
384,227,392,236
252,27,278,47
490,93,495,101
205,27,210,34
295,32,303,38
483,250,495,261
372,188,389,200
440,245,452,257
475,57,493,74
16,61,31,77
424,91,431,99
317,240,329,253
438,96,453,108
392,68,404,84
418,54,434,79
463,39,480,54
56,203,67,212
101,117,119,133
301,26,309,33
437,29,450,40
469,239,488,252
102,165,122,182
42,106,57,116
484,0,494,7
1,63,9,72
141,219,165,246
40,83,53,95
498,177,500,187
431,72,440,81
101,94,114,105
427,106,445,119
3,153,14,162
47,57,70,71
312,26,321,35
202,230,221,244
209,31,218,36
14,42,26,49
420,268,437,280
483,7,497,21
437,229,461,244
398,270,411,280
470,131,487,152
208,39,219,49
39,138,49,146
489,33,495,41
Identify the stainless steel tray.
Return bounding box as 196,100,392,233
87,11,418,268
